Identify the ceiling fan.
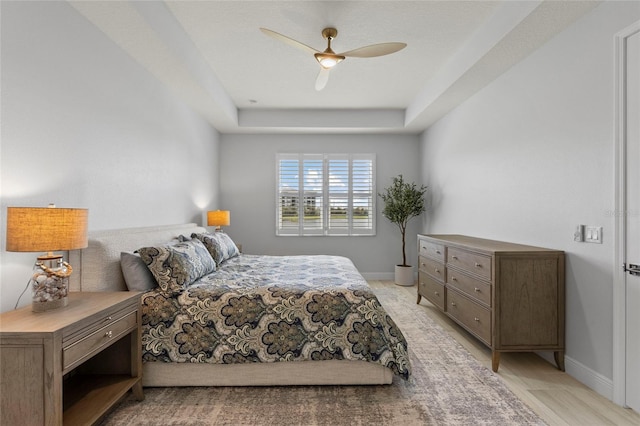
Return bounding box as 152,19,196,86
260,27,407,91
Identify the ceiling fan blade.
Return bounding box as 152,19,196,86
315,68,330,91
339,42,407,58
260,28,319,55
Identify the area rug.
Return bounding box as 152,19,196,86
100,282,545,425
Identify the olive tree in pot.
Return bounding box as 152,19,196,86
379,175,427,286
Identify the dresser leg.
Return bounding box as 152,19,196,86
417,293,422,304
554,351,565,371
491,351,500,372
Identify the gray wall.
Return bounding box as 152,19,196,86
419,1,640,397
219,133,421,277
0,1,221,312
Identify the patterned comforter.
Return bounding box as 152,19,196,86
140,254,410,379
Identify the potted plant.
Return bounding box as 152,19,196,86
379,175,427,286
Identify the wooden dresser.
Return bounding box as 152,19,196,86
417,234,565,372
0,292,143,425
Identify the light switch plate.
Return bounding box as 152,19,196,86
585,226,603,243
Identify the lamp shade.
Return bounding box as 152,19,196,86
207,210,230,227
6,206,88,252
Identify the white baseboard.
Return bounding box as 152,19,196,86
538,352,613,401
361,272,395,280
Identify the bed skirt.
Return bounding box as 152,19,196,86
142,359,393,386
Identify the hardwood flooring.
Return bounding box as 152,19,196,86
371,280,640,426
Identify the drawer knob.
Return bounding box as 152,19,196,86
452,256,458,260
474,317,480,322
435,268,440,273
105,330,113,338
475,262,482,268
435,250,441,254
474,287,480,292
451,276,457,281
434,291,439,296
421,262,425,267
451,302,456,307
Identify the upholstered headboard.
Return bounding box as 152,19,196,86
68,223,206,292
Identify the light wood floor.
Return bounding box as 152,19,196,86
373,280,640,426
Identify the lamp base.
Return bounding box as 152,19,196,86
31,255,70,312
32,296,68,312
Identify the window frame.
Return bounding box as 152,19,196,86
276,153,376,236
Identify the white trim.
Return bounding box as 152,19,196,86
361,272,395,281
567,355,614,400
613,20,640,408
535,352,613,400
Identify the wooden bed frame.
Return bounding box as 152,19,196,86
68,223,394,386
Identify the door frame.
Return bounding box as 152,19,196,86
613,20,640,408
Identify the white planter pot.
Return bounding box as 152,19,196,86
394,265,414,286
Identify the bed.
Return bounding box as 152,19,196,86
68,223,410,386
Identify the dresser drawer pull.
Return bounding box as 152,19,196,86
435,250,441,254
434,291,440,296
451,302,456,307
435,268,440,273
105,330,113,339
475,263,482,268
474,317,480,322
451,276,457,281
474,287,480,292
452,256,458,260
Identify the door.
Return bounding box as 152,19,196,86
624,26,640,412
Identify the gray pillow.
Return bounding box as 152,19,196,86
120,252,158,291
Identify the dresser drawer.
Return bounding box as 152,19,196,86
448,247,492,280
63,311,137,371
419,239,445,262
418,272,445,310
447,269,492,307
418,256,445,282
446,289,491,345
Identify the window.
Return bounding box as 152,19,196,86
276,153,375,236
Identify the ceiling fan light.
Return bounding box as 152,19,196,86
314,53,344,69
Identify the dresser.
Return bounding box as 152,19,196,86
417,234,565,372
0,292,143,425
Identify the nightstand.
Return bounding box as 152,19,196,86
0,291,143,425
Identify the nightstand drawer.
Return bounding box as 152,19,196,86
448,247,492,280
419,256,445,282
447,269,491,307
63,311,137,371
419,240,445,262
446,289,491,345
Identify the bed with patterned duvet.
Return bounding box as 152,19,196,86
70,223,410,386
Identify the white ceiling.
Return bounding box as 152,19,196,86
69,0,600,134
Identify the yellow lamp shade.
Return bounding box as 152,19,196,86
6,206,88,253
207,210,230,227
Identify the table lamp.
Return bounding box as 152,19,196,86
207,210,230,232
6,204,88,312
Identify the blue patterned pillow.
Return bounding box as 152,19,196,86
137,238,216,295
191,232,240,265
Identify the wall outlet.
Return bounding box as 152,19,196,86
574,225,584,242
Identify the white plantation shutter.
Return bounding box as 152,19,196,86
276,153,375,236
351,155,375,235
